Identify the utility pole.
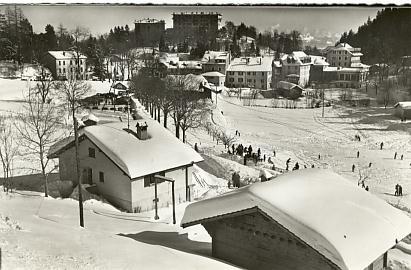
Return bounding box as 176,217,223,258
154,176,159,220
322,85,325,118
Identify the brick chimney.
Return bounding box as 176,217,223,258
136,121,148,140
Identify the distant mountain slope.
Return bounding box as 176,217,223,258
339,8,411,64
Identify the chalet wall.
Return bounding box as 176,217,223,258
203,211,339,270
131,166,193,213
59,138,132,211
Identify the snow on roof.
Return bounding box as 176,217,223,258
49,116,203,179
277,81,302,91
181,169,411,270
201,51,229,63
310,55,330,66
394,101,411,109
202,71,225,77
227,56,274,72
81,113,99,123
48,51,87,60
292,51,308,59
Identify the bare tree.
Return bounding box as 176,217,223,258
16,89,66,197
0,116,19,192
218,130,237,149
377,78,395,109
179,99,211,143
56,76,90,228
33,67,54,103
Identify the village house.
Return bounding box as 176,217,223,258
279,51,312,87
309,55,330,84
201,51,231,75
226,56,274,90
238,36,256,55
394,101,411,120
42,51,87,80
48,116,203,212
182,169,411,270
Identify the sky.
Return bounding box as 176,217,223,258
11,5,381,41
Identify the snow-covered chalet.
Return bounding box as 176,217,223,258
181,169,411,270
48,116,203,212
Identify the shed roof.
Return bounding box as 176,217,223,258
181,169,411,270
48,117,203,179
394,101,411,109
277,81,303,91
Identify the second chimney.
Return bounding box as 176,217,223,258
136,121,148,140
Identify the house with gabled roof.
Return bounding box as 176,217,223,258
48,116,203,212
43,51,87,80
182,169,411,270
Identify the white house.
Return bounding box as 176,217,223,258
280,51,312,87
43,51,87,80
182,169,411,270
48,116,203,212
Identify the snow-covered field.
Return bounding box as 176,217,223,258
1,78,411,269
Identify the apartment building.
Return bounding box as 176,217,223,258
325,43,363,68
280,51,311,87
226,56,274,90
134,18,165,47
201,51,231,75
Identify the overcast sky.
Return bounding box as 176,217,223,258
15,5,381,38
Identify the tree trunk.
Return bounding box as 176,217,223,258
175,121,180,138
163,110,168,128
157,107,160,123
182,128,186,143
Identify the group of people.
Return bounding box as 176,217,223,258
393,152,405,160
395,184,403,196
230,171,241,188
354,135,362,142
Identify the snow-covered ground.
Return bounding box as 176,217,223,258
1,77,411,269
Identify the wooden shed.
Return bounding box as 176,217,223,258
181,169,411,270
394,102,411,120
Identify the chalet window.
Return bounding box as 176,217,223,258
88,147,96,158
59,61,61,65
99,172,105,183
70,60,72,65
81,67,83,72
63,68,66,73
229,78,234,82
59,68,61,73
238,78,243,82
238,72,243,75
247,72,251,75
63,61,65,65
261,72,265,76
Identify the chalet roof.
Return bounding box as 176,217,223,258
181,169,411,270
48,51,87,60
48,116,203,179
227,56,274,72
202,71,225,77
201,51,229,63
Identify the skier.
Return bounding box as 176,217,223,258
395,184,399,196
394,152,398,159
232,144,235,155
380,142,384,150
318,154,321,160
357,151,360,158
352,164,355,172
263,154,266,162
273,150,276,157
243,155,247,165
401,154,404,160
369,162,372,168
257,148,261,158
365,186,369,191
399,185,403,196
311,164,315,168
293,162,300,170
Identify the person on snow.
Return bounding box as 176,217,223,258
273,150,276,157
399,185,403,196
357,151,360,158
248,145,253,155
232,144,235,155
365,186,369,191
380,142,384,150
263,155,266,162
394,152,398,159
369,162,372,168
293,162,299,170
257,148,261,158
268,157,273,164
352,164,356,172
395,184,399,196
318,154,321,160
311,164,315,168
401,154,404,160
194,143,199,152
